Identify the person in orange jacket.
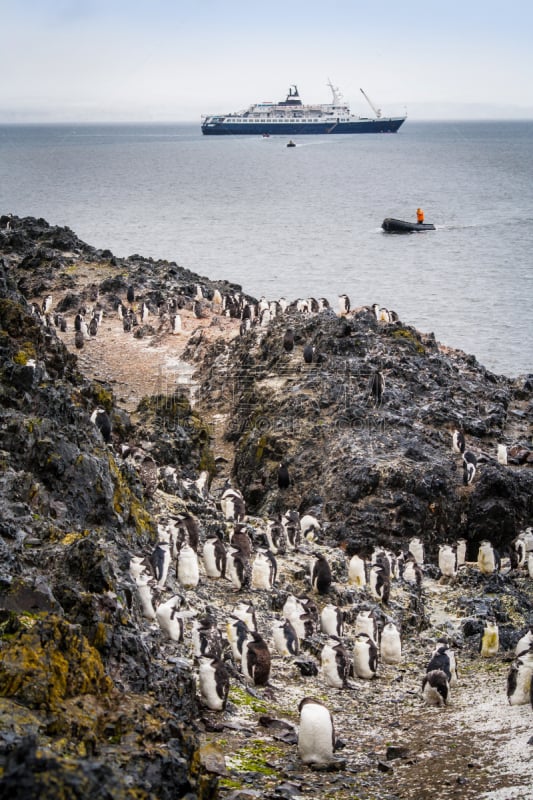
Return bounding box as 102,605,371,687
417,208,425,224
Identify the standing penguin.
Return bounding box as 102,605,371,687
427,641,458,686
452,428,466,454
320,604,344,638
283,329,295,352
511,536,527,569
401,555,423,589
369,564,390,604
277,462,291,490
221,484,246,522
337,294,350,316
463,450,477,485
176,544,200,589
348,554,367,587
242,631,271,686
353,633,378,679
455,539,468,567
226,548,251,592
265,517,287,555
369,370,385,406
251,549,277,590
150,541,172,588
88,316,99,337
282,510,301,549
226,615,249,664
321,637,350,689
155,595,185,642
311,553,332,595
283,598,315,641
354,609,378,643
303,344,315,364
90,408,112,443
380,621,402,665
192,614,223,660
199,657,230,711
230,525,253,560
135,574,157,621
203,534,227,579
422,670,449,707
408,537,424,566
497,443,508,465
477,541,500,575
480,620,499,657
438,544,457,578
126,285,135,305
272,617,299,657
297,697,335,766
506,646,533,706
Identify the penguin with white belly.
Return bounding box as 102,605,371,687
176,544,200,589
380,621,402,665
480,620,499,657
155,595,185,642
506,645,533,706
226,615,249,664
297,697,336,766
353,633,378,679
192,614,223,660
199,657,230,711
251,549,277,590
272,617,299,657
320,604,344,638
321,637,350,689
354,609,378,643
348,554,366,587
203,533,227,579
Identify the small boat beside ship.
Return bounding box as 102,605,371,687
382,218,436,233
201,80,406,136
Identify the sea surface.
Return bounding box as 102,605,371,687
1,120,532,377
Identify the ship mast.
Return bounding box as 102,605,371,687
326,78,344,106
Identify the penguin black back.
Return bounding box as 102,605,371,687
277,462,291,490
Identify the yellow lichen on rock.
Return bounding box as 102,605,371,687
0,616,113,712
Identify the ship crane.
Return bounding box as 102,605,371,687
360,88,382,118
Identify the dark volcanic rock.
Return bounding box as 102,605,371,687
0,221,216,799
199,307,533,556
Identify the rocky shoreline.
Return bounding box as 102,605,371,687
0,215,532,800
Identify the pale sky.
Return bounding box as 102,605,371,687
1,0,532,122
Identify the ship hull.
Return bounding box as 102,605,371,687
201,117,406,135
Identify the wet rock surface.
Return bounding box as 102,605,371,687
0,215,532,799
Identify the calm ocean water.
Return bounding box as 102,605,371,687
1,120,532,377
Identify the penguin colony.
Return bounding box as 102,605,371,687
28,286,533,771
30,287,522,482
124,470,533,769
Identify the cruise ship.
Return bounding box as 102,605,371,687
201,81,406,136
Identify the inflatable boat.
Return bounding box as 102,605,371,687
382,218,436,233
